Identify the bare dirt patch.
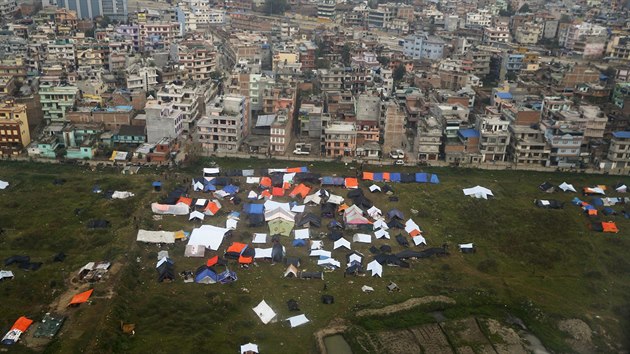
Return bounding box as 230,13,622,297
480,318,527,354
376,329,421,354
355,296,455,317
558,319,595,354
409,323,453,354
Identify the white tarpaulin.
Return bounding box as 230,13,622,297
368,184,381,192
459,243,474,250
283,173,296,184
187,225,230,250
367,206,382,219
247,191,258,199
375,229,390,239
353,233,372,243
348,253,362,264
333,238,351,250
0,180,8,189
310,250,332,258
246,177,261,184
112,191,135,199
361,285,374,292
189,211,205,221
0,270,14,280
294,228,310,239
310,240,323,250
317,258,340,267
241,343,259,354
136,230,176,244
304,194,321,205
616,184,627,193
252,233,267,244
287,314,309,328
373,219,389,230
367,260,383,277
226,218,238,230
203,168,220,175
193,181,204,191
151,202,189,215
291,205,305,213
327,194,344,205
254,248,273,259
264,200,292,212
463,186,494,199
405,219,420,234
412,235,427,246
195,198,207,206
184,244,205,257
559,182,576,192
253,300,277,324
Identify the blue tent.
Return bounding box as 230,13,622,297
292,239,306,247
152,181,162,187
332,177,345,185
373,173,383,182
92,185,102,193
430,174,440,184
229,211,240,219
217,270,238,284
223,184,239,195
204,183,216,192
321,176,334,185
299,166,308,172
591,198,604,207
195,268,218,284
390,173,401,182
602,207,615,216
572,197,583,205
415,173,428,183
583,204,596,211
244,203,264,214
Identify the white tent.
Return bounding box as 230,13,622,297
252,300,277,324
616,184,627,193
214,190,230,199
459,243,474,250
405,219,421,234
254,248,273,259
374,229,390,239
240,343,259,354
361,285,374,293
294,228,310,239
247,191,258,199
373,219,389,230
264,207,295,222
187,225,230,250
291,205,305,213
112,191,135,199
310,240,323,250
310,250,332,258
136,230,175,244
0,180,8,189
317,258,340,268
226,218,238,230
367,206,382,219
327,194,344,205
287,314,310,328
353,233,372,243
246,177,260,184
184,244,205,257
252,233,267,244
264,200,292,213
412,235,427,246
463,186,494,199
203,167,220,176
368,184,381,192
283,173,296,184
366,260,383,277
559,182,577,192
189,211,205,221
333,238,351,250
151,202,189,215
304,194,322,205
193,181,205,191
195,198,207,207
0,270,14,280
348,253,362,265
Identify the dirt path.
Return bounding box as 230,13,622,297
355,296,456,317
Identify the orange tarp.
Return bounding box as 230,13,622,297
260,177,272,188
206,255,218,267
261,190,272,198
69,289,94,306
290,184,311,198
587,209,598,216
227,242,247,254
602,222,619,233
362,172,374,181
337,203,349,213
11,316,33,332
239,255,253,264
283,182,291,190
272,187,285,197
409,229,422,237
345,178,359,189
382,172,390,182
177,197,193,206
286,167,302,173
204,201,220,215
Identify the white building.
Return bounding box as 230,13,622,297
403,33,445,60
197,94,249,152
466,9,492,28
145,100,184,143
126,63,158,92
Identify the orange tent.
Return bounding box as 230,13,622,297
239,255,253,264
345,178,359,189
602,222,619,233
283,182,291,190
206,255,219,267
260,190,272,199
272,187,284,197
11,316,33,333
587,209,598,216
227,242,247,254
260,177,272,188
286,167,302,173
177,197,193,206
382,172,390,182
362,172,374,181
409,229,422,237
204,201,220,215
290,184,311,198
69,289,94,306
337,203,349,213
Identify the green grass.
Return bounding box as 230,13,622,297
1,158,630,353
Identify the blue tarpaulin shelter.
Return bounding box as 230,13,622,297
292,239,307,247
195,268,218,284
223,184,239,195
430,174,440,184
373,173,383,182
415,173,428,183
572,197,583,205
390,173,401,182
244,203,264,214
591,198,604,207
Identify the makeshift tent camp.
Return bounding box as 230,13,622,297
387,209,404,220
252,300,277,324
559,182,577,192
373,219,389,230
344,178,359,189
248,214,265,227
583,187,606,195
296,213,322,228
1,316,33,345
0,180,9,190
396,234,409,246
87,219,110,229
252,233,267,244
287,314,310,328
415,173,429,183
203,200,222,215
225,242,248,259
33,313,65,339
217,269,238,284
463,186,494,199
366,260,383,277
284,264,299,277
69,289,93,306
289,184,311,198
321,203,336,218
459,243,475,253
271,243,285,263
430,174,440,184
294,228,310,239
369,184,381,192
0,270,14,281
184,244,205,257
157,259,175,282
375,228,390,239
344,205,370,225
243,203,264,215
367,206,382,219
189,211,205,221
535,200,564,209
615,184,627,193
112,191,134,199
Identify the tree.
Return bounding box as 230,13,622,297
377,56,390,67
393,63,406,83
341,44,352,66
262,0,288,15
518,3,531,13
499,3,515,17
559,14,572,23
315,57,330,69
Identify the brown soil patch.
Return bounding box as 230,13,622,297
409,324,453,354
376,329,421,354
480,318,527,354
558,319,595,354
355,296,455,317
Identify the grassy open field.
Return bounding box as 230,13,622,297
1,158,629,353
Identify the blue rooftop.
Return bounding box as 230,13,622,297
612,131,630,139
459,129,480,139
496,92,513,100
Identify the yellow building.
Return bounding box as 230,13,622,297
0,99,30,155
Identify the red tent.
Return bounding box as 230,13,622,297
345,178,359,189
206,255,219,267
69,289,94,306
272,187,285,197
177,197,193,206
260,177,272,188
362,172,374,180
239,255,253,264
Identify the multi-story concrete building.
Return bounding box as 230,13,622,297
541,120,584,167
156,81,204,133
431,103,470,138
606,131,630,170
477,114,510,162
558,22,606,50
145,100,184,143
355,94,380,150
483,23,510,44
317,0,335,21
0,0,17,16
508,124,550,165
176,40,216,81
197,94,249,152
56,0,127,21
403,33,445,60
416,116,442,161
552,105,606,142
39,82,79,123
126,62,158,92
465,9,492,28
269,109,291,155
514,23,542,45
324,121,356,157
0,99,30,156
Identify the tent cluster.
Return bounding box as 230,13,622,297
4,255,42,271
1,316,33,345
361,172,440,184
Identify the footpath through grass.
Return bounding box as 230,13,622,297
1,159,629,353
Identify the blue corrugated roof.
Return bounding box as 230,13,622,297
459,129,480,139
496,92,513,99
612,131,630,139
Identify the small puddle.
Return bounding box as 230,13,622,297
519,330,550,354
324,334,353,354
